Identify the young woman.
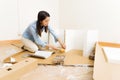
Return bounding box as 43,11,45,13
22,11,66,52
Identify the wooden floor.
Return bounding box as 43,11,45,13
20,65,93,80
0,40,94,80
0,40,94,65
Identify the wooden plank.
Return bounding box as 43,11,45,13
0,58,38,80
64,50,94,65
4,50,94,65
0,40,23,61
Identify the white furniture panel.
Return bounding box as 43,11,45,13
65,29,85,51
83,30,98,57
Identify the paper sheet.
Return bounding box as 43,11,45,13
34,51,54,58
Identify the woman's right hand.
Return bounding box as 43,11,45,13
50,45,58,50
61,43,66,49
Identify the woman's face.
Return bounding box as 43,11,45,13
41,17,50,26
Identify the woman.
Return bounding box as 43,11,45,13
22,11,66,52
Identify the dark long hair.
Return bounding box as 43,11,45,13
36,11,50,36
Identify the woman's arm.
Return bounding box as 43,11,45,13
48,26,66,49
57,38,66,49
45,44,58,50
45,38,66,50
29,25,47,47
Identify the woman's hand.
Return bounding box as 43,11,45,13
57,38,66,49
61,43,66,49
50,45,58,50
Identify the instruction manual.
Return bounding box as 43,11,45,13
29,51,54,59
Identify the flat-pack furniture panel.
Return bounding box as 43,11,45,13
65,29,85,51
0,58,37,80
93,42,120,80
83,30,98,57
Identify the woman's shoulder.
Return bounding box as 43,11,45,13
48,25,53,29
29,21,37,27
27,21,37,29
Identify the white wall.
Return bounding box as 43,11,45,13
18,0,60,34
1,0,120,44
0,0,59,40
96,0,120,43
59,0,120,43
0,0,19,40
59,0,96,29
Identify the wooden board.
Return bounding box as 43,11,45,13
0,40,94,80
64,50,94,65
4,49,94,66
0,58,37,80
